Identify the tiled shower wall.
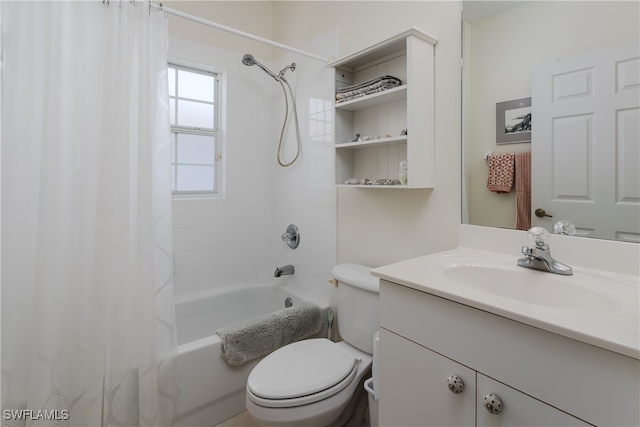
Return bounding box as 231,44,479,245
169,33,337,304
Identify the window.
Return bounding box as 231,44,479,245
168,64,219,194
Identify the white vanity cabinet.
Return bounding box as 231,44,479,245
380,329,589,427
378,280,640,427
329,28,437,188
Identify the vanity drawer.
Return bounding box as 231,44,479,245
379,280,640,426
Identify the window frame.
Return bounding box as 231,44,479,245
168,62,222,198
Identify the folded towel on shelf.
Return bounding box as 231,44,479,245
515,152,532,230
336,75,402,94
336,75,402,103
336,86,396,103
217,301,322,366
487,153,515,193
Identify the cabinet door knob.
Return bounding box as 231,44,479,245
483,393,503,414
446,375,464,394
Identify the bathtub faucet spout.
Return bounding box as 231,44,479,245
274,265,295,277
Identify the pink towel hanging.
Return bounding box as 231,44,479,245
487,153,515,193
515,152,531,230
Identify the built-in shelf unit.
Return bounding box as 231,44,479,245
329,27,437,188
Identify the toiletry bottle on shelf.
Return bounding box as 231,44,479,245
399,161,408,185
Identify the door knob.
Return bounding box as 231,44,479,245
534,208,553,218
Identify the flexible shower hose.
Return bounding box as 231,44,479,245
277,78,302,167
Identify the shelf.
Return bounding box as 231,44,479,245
331,28,436,189
334,86,407,112
335,135,407,149
336,184,410,189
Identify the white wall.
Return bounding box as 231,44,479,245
275,1,463,267
168,32,337,303
164,1,276,61
166,1,463,284
464,1,640,229
267,31,338,303
169,37,277,298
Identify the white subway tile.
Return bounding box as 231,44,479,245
216,267,239,288
170,40,336,300
193,269,218,293
173,251,195,276
216,203,238,225
316,230,337,258
173,227,196,252
194,226,216,250
172,273,195,299
193,199,219,226
193,248,217,272
316,206,337,233
172,201,195,229
236,262,257,284
215,224,237,247
216,244,240,266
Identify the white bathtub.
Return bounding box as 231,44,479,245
175,281,329,426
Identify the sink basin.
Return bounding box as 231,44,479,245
439,256,621,312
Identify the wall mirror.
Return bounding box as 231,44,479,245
462,1,639,242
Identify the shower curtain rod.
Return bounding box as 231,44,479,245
149,2,329,63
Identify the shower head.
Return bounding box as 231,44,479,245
241,53,278,81
241,54,256,66
241,53,301,167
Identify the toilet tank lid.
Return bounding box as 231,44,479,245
331,264,379,293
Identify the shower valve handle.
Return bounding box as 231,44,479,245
282,224,300,249
281,233,295,242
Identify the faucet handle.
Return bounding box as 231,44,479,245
527,227,550,250
281,224,300,249
553,220,576,236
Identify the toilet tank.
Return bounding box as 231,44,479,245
331,264,379,355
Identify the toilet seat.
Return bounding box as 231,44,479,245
247,338,358,408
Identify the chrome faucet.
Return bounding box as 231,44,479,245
517,227,573,275
274,265,295,277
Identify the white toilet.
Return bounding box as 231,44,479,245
245,264,379,427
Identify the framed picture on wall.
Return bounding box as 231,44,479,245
496,97,531,144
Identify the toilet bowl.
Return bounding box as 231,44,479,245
245,264,379,427
245,340,371,427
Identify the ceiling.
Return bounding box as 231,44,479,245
462,0,529,22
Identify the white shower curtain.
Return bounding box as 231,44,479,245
1,2,179,426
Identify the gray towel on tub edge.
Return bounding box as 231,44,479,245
216,301,322,366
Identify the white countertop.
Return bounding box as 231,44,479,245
371,225,640,360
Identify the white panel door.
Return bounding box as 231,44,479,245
531,41,640,241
